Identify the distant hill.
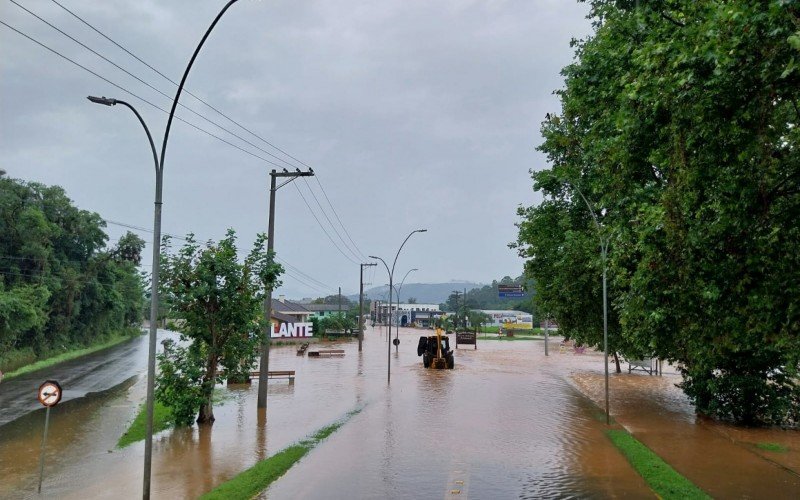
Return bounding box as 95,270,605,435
348,282,482,304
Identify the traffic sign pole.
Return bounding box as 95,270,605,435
36,380,61,494
37,406,52,494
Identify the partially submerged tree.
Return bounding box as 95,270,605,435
156,230,282,424
516,1,800,424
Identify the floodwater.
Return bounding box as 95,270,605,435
1,326,798,498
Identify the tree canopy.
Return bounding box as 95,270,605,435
0,175,144,371
516,1,800,425
156,230,282,424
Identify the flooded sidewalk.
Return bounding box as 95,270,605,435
568,350,800,499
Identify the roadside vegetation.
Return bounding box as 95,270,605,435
3,330,139,380
0,175,145,374
606,429,709,499
117,401,174,448
200,409,361,499
755,442,789,453
513,1,800,425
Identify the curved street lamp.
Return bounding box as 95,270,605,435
394,268,418,350
88,2,241,497
370,228,426,384
572,185,611,426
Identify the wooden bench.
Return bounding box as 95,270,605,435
308,349,345,357
249,370,296,382
627,358,655,375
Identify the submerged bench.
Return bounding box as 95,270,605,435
297,343,310,356
308,349,345,357
627,358,656,375
249,370,295,382
223,370,295,383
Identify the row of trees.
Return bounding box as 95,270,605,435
515,1,799,425
0,175,145,372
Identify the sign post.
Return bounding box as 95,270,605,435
498,284,524,298
37,380,62,494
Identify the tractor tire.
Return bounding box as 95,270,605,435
417,337,428,356
423,353,431,368
446,354,455,369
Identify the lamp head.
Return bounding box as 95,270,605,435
368,255,379,259
87,95,117,106
417,229,428,233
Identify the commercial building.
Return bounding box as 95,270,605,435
371,302,442,328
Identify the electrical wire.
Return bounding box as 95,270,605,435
292,183,359,265
7,0,303,172
300,177,362,262
2,11,367,282
313,175,368,261
40,0,369,264
0,19,287,168
47,0,311,172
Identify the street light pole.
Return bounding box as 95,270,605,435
258,169,314,410
394,268,417,350
370,228,426,384
573,186,611,425
90,3,242,497
87,96,162,488
359,262,376,352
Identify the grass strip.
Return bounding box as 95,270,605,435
200,408,361,500
3,332,139,380
117,388,234,448
756,442,788,452
117,401,174,448
606,429,709,500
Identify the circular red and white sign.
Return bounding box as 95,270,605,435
37,380,62,407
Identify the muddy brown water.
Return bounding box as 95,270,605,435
1,326,797,498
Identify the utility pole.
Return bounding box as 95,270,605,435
451,290,462,331
359,262,376,351
338,287,342,316
463,287,467,330
258,168,314,410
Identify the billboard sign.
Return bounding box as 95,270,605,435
271,321,314,338
498,284,524,298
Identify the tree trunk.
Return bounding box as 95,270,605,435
197,350,217,424
613,351,621,374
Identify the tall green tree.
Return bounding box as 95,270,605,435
516,1,800,424
157,230,282,424
0,175,144,371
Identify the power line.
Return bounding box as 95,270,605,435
47,0,311,172
292,182,359,265
37,0,368,264
300,177,363,262
274,257,335,291
9,0,302,172
313,175,368,261
102,217,338,293
0,19,287,168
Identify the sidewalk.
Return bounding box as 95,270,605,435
569,361,800,499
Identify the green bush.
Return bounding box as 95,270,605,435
0,347,36,373
155,339,206,426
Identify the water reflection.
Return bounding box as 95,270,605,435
3,327,795,498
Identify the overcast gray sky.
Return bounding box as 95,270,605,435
1,0,591,298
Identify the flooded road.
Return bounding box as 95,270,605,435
1,326,797,498
0,333,153,427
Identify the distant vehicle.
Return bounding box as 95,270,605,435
417,328,454,369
